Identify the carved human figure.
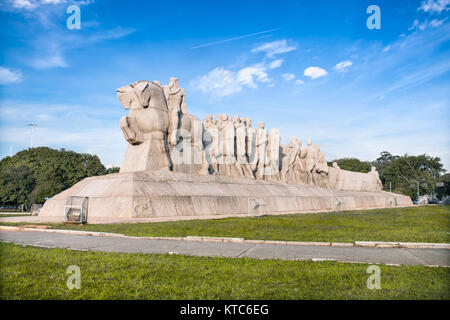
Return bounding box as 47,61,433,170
203,114,220,174
234,116,254,178
163,78,206,174
163,77,186,146
294,139,308,184
315,148,329,188
281,137,299,183
266,128,281,181
117,80,172,172
254,122,269,179
245,118,257,172
369,166,383,191
305,139,317,185
329,161,342,189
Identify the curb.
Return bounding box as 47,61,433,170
1,226,449,249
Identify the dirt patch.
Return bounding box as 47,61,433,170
19,225,51,229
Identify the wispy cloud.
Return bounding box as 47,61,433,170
282,73,295,81
191,63,274,98
251,39,297,58
418,0,450,13
269,59,283,69
191,28,279,49
30,52,68,69
0,67,23,84
334,60,353,72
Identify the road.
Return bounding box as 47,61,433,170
1,230,449,267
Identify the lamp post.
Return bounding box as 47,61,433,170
27,123,37,148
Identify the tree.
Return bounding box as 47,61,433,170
328,158,371,173
381,154,445,199
105,166,120,174
0,166,36,207
0,147,109,205
436,173,450,199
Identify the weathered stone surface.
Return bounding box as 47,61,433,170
40,169,412,221
39,76,413,221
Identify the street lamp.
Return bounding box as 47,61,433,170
27,123,37,148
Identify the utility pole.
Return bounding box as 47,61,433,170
27,123,37,148
389,182,391,193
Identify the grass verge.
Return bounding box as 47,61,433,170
2,206,448,243
0,242,448,299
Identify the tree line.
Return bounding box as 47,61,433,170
0,147,119,208
329,151,449,199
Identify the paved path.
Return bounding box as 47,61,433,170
1,230,449,267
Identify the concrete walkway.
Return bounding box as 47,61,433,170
1,229,449,267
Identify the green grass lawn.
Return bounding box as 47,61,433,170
7,205,447,243
0,242,448,300
0,214,32,218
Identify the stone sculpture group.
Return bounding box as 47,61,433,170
39,76,411,222
117,77,383,192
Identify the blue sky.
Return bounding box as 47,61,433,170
0,0,449,170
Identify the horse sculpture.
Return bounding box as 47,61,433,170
117,80,172,172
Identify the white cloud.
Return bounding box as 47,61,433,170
9,0,66,10
282,73,295,81
304,66,328,79
237,65,270,88
31,53,67,69
409,19,428,31
429,18,447,27
295,79,304,85
418,0,450,13
0,67,23,84
191,67,242,98
251,39,297,58
192,63,275,97
10,0,37,10
334,60,353,72
41,0,66,4
269,59,283,69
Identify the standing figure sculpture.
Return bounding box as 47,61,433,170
281,137,299,183
266,128,281,181
254,122,269,180
369,166,383,191
234,116,254,179
246,118,257,173
203,114,220,174
305,139,316,185
315,148,329,188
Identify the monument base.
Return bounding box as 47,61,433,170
39,170,413,223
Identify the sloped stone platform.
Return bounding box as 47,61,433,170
38,170,413,223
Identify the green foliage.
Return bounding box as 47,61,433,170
105,166,120,174
436,173,450,199
1,242,448,299
0,147,112,206
0,166,36,207
377,153,445,199
328,158,371,173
